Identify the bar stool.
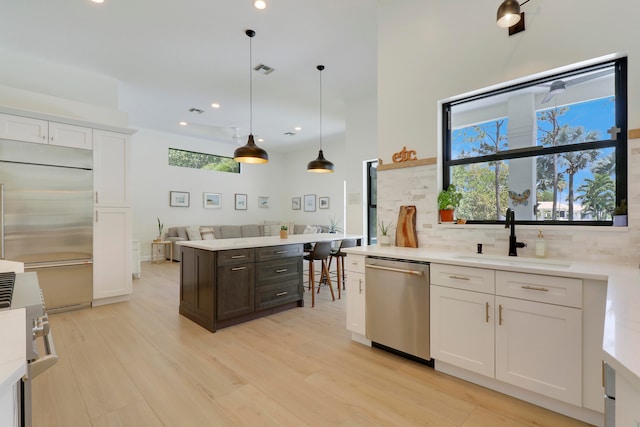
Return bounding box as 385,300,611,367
303,241,334,307
328,239,357,298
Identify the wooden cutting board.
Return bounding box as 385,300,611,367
396,205,418,248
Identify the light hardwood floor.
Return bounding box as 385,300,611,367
32,261,592,426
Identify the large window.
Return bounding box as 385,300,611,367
443,58,627,225
169,148,240,173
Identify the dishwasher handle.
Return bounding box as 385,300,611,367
365,264,424,276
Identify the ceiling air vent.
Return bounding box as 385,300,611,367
284,132,295,136
254,64,275,75
189,108,204,114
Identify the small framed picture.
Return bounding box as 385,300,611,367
292,197,301,210
235,193,247,210
170,191,190,207
319,197,329,209
304,194,316,212
258,196,269,208
203,192,221,209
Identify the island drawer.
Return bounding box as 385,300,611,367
347,255,366,274
256,257,302,285
430,263,495,293
255,280,302,311
217,248,255,266
256,244,303,261
496,271,583,308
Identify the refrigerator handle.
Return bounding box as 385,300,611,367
0,184,4,259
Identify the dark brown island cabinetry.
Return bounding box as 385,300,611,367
179,243,304,332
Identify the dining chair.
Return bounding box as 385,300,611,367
328,239,357,298
303,240,334,307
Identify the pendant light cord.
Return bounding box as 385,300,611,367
249,33,253,135
318,65,324,150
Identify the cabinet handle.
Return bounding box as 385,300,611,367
276,268,287,273
486,302,490,323
42,135,46,140
231,255,246,259
231,266,246,271
449,275,470,281
95,192,99,204
95,211,98,222
275,250,286,254
358,278,363,294
521,285,549,292
499,304,503,325
276,291,288,297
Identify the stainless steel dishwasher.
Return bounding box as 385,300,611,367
365,256,430,362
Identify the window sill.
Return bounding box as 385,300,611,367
437,223,629,232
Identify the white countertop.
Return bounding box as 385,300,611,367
177,233,363,251
343,244,640,386
0,308,26,392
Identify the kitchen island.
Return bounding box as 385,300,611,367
343,244,640,427
177,234,361,332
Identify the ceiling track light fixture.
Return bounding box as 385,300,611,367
307,65,334,174
496,0,530,35
234,29,268,164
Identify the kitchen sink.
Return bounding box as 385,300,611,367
453,254,571,268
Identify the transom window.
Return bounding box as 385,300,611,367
169,148,241,173
442,57,627,225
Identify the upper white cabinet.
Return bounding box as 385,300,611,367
93,130,131,207
0,113,48,143
49,122,92,149
0,113,93,149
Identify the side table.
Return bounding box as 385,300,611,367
151,240,173,263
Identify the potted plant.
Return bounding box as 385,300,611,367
328,215,343,233
280,225,289,238
613,198,628,227
155,217,164,242
378,219,394,246
437,184,463,223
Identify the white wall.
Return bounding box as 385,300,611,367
376,0,640,264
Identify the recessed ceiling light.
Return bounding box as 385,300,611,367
253,0,266,10
257,138,264,142
211,103,220,109
91,0,104,3
179,122,188,126
294,127,302,131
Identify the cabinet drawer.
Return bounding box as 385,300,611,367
217,248,255,266
256,257,302,285
255,280,302,311
430,263,495,293
256,244,303,261
347,255,365,274
496,271,582,308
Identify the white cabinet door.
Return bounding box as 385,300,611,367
49,122,93,149
495,296,582,406
93,207,132,300
93,130,131,207
430,285,495,377
346,271,366,335
0,113,48,144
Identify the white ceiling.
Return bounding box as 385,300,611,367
0,0,378,152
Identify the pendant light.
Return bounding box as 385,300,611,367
307,65,334,173
234,29,268,164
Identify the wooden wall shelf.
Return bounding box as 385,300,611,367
378,157,437,171
629,129,640,139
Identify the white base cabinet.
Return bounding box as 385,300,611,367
345,255,370,345
431,264,584,407
93,207,132,301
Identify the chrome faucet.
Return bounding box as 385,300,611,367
505,208,526,256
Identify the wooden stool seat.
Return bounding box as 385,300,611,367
303,241,334,307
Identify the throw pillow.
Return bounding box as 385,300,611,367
303,225,318,234
176,227,188,240
186,227,202,240
200,226,215,240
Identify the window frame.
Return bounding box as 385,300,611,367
441,57,627,226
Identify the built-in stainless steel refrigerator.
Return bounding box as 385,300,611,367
0,139,93,312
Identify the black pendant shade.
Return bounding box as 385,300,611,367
234,134,268,164
234,29,268,164
307,65,334,173
307,149,334,173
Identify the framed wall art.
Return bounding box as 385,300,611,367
292,197,301,210
235,193,247,210
258,196,269,208
319,197,329,209
304,194,316,212
170,191,190,207
203,192,221,208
